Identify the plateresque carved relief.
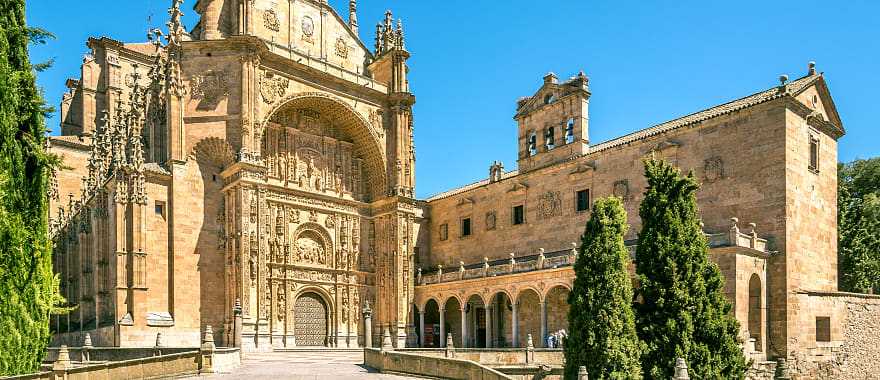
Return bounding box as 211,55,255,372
261,74,290,104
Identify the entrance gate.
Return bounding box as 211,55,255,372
294,292,328,346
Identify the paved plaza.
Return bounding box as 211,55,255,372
184,351,422,380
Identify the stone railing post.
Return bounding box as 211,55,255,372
233,298,243,348
437,265,443,282
748,222,758,249
729,217,740,244
537,248,545,269
459,261,465,280
381,326,394,350
363,301,373,348
445,333,455,358
526,334,534,364
82,333,93,362
416,268,422,285
200,325,217,374
570,242,578,263
774,358,792,380
52,345,73,380
673,357,690,380
578,366,589,380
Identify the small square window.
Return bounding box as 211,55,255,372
576,189,591,212
461,218,472,237
154,201,166,220
512,205,525,225
809,135,820,173
816,316,831,342
439,224,448,241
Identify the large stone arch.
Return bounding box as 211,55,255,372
292,286,335,347
260,92,387,200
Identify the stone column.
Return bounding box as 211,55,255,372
438,307,445,348
233,299,243,348
363,302,373,348
539,301,547,348
512,301,519,347
460,306,468,348
485,306,493,348
419,310,425,348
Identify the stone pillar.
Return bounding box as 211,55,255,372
539,301,547,348
363,302,373,348
485,306,493,348
52,345,73,380
445,333,455,358
381,326,393,350
418,310,425,348
578,366,589,380
460,307,468,348
438,307,446,348
201,0,223,40
200,326,217,374
233,299,243,348
511,301,519,347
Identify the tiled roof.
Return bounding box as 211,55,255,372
49,135,90,150
424,74,820,202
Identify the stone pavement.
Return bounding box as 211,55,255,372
184,350,424,380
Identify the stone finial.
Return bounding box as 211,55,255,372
446,333,454,349
234,298,242,316
538,248,546,268
527,334,534,349
381,326,394,350
416,267,423,284
544,72,558,84
779,74,789,87
578,366,589,380
53,345,73,371
155,332,165,348
674,358,690,380
203,325,215,345
437,264,443,279
459,261,465,272
730,217,740,233
774,358,792,380
83,332,93,347
808,61,817,75
748,222,758,236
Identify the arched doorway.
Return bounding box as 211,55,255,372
294,292,329,346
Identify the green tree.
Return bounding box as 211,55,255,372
838,158,880,294
634,159,746,379
564,197,642,380
0,0,64,374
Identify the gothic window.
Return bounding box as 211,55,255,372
576,189,591,212
439,223,448,241
512,205,525,225
528,132,537,156
565,118,575,144
545,127,555,150
461,218,472,237
809,134,820,173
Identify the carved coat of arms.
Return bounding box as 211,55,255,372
261,74,289,104
539,191,561,218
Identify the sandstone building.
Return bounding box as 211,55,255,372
48,0,879,377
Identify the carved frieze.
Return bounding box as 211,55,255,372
264,9,280,32
539,191,562,218
260,74,290,104
190,70,230,107
704,156,724,183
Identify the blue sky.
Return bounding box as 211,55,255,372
28,1,879,199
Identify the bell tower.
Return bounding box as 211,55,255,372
515,71,591,173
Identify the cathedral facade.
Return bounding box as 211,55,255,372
48,0,880,376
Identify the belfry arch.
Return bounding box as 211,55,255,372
260,93,388,201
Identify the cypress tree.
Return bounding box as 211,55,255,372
0,0,64,374
634,159,746,379
565,197,642,379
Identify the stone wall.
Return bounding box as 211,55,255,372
364,348,513,380
787,291,880,379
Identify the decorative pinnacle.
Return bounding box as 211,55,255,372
808,61,817,75
779,74,789,86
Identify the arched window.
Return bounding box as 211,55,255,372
565,118,575,144
748,274,762,351
545,127,555,150
528,132,537,156
543,94,555,105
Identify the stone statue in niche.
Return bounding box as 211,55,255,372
295,231,326,266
